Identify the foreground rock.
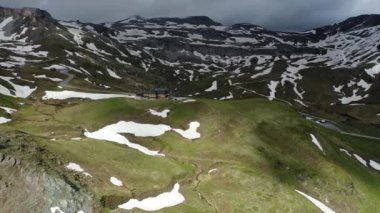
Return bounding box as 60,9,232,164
0,133,98,212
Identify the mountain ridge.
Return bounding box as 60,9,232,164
0,5,379,122
2,6,380,33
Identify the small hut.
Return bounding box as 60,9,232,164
137,88,171,99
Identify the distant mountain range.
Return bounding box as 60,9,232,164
0,6,379,124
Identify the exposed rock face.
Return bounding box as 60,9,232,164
0,7,54,22
0,7,58,42
0,154,20,167
0,7,54,21
317,14,380,35
0,134,98,213
148,16,223,26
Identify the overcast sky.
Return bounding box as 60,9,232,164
1,0,379,31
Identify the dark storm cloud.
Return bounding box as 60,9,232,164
1,0,379,31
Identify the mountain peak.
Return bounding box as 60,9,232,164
117,15,146,24
316,14,380,35
148,16,222,26
230,23,265,31
0,7,53,21
338,14,380,30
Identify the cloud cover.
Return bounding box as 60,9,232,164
1,0,379,31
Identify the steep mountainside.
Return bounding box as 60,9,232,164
0,7,379,105
0,8,379,109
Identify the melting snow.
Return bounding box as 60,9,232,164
0,117,11,124
59,21,84,45
50,206,64,213
369,160,380,171
86,43,112,56
205,81,217,92
295,190,335,213
0,44,47,57
339,89,368,104
208,168,218,174
44,64,67,71
0,106,16,114
281,64,305,87
365,64,380,78
66,162,92,177
251,67,272,79
182,99,196,103
339,148,352,157
310,134,324,153
33,74,63,82
149,109,170,118
84,128,164,157
333,85,344,93
106,68,122,79
220,92,234,100
110,177,123,186
42,91,135,100
0,76,36,98
118,183,185,211
102,121,171,137
353,154,367,167
71,137,81,141
174,122,201,140
0,17,15,41
357,79,372,92
267,81,279,101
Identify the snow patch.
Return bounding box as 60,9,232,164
339,148,352,157
353,154,367,167
295,190,335,213
182,99,196,103
0,117,11,124
174,122,201,140
50,206,64,213
44,64,67,71
208,168,218,174
310,134,324,153
42,91,135,100
84,128,164,157
0,106,16,114
365,64,380,78
0,17,15,41
106,68,122,79
369,160,380,171
110,177,123,186
33,74,63,82
0,76,36,98
118,183,185,211
205,81,217,92
267,81,279,101
339,89,368,104
103,121,171,137
220,92,234,100
333,85,344,93
357,79,372,92
149,109,170,118
66,162,92,177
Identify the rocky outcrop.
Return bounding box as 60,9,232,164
0,7,54,22
0,133,98,213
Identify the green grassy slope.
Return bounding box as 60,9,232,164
0,97,379,212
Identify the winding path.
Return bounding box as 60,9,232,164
301,113,380,141
59,69,74,87
231,84,293,106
